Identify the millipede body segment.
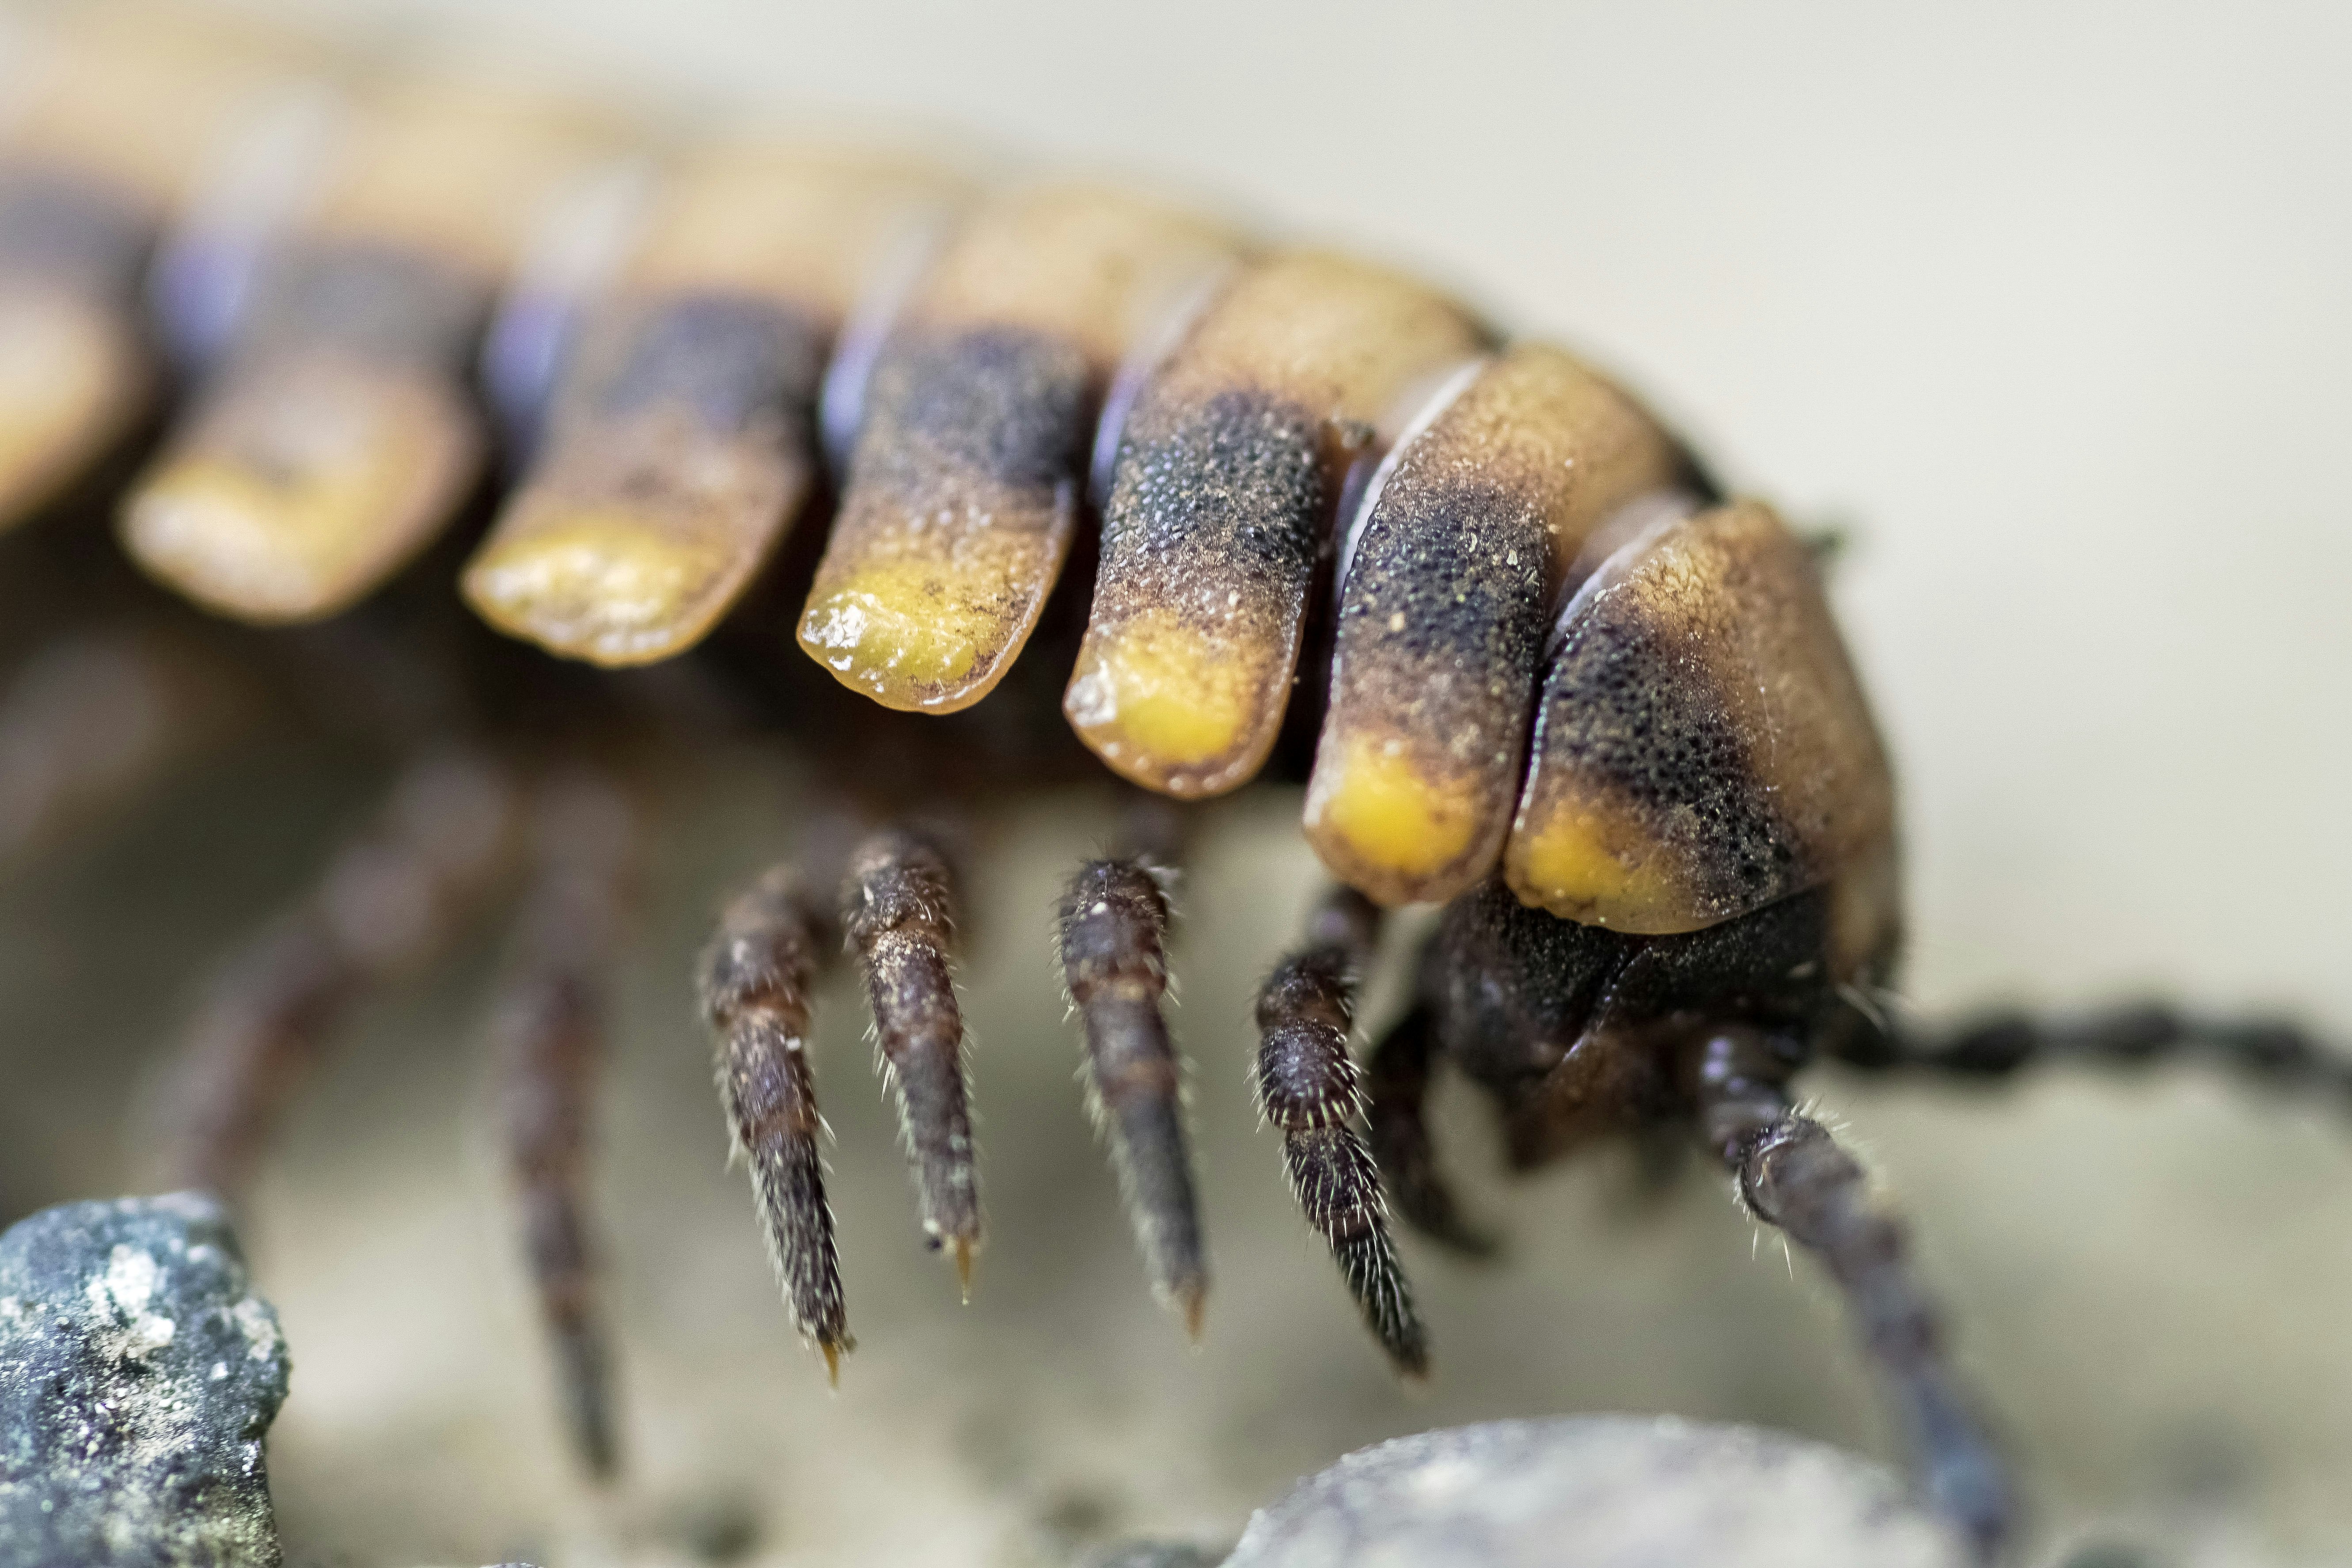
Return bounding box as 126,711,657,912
5,11,2338,1560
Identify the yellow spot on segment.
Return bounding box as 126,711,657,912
0,291,140,529
1506,801,1696,934
122,455,404,625
1064,606,1255,775
803,560,977,700
1306,733,1480,898
798,521,1061,713
463,509,729,667
119,363,475,624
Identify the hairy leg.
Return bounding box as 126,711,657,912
1254,886,1426,1375
1688,1027,2015,1562
842,826,982,1289
698,858,850,1378
163,748,519,1198
1058,856,1207,1336
0,625,248,866
493,767,635,1477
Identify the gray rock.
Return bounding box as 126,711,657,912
0,1194,290,1567
1083,1546,1222,1568
1223,1416,1969,1568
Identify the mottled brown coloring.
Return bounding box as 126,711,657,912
1507,501,1897,935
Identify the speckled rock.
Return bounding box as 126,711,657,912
1222,1416,1970,1568
0,1194,290,1567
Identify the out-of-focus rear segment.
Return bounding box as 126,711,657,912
465,146,962,666
121,82,616,623
0,4,318,528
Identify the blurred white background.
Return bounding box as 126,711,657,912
5,3,2349,1564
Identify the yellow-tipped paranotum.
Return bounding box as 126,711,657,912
1303,343,1684,904
1504,500,1896,934
800,526,1066,707
800,184,1238,713
463,500,742,665
1307,732,1484,886
1058,604,1259,771
1506,795,1690,931
121,80,612,623
465,145,962,665
1068,251,1486,797
0,289,144,526
121,360,480,623
0,4,323,532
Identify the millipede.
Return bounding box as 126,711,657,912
0,5,2342,1564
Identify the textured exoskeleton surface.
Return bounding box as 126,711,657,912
1505,500,1895,935
465,146,963,666
1303,344,1685,907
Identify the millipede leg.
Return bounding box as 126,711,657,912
163,748,519,1199
698,861,850,1378
493,767,635,1477
842,827,982,1290
1253,886,1426,1375
1838,1001,2351,1102
0,626,244,866
1058,857,1207,1336
1363,1002,1493,1256
1689,1028,2015,1562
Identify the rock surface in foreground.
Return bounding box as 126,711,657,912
0,1193,290,1568
1222,1415,1969,1568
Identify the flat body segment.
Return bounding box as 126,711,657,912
0,7,312,527
120,85,608,623
1065,252,1485,797
465,147,962,665
0,183,149,528
1505,500,1895,934
798,184,1238,712
1303,344,1682,905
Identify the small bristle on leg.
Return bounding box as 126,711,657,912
1692,1028,2016,1561
842,828,982,1290
1058,857,1208,1336
1254,887,1426,1376
494,767,635,1478
698,864,850,1374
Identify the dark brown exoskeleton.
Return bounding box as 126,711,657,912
1246,484,2025,1551
5,11,2343,1564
